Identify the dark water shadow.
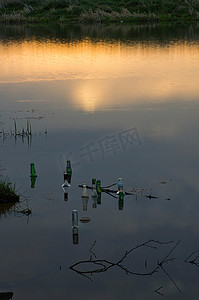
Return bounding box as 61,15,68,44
0,23,199,45
0,292,14,300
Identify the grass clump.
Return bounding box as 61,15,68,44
0,0,199,23
0,178,19,203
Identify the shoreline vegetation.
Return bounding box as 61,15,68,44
0,178,19,203
0,0,199,24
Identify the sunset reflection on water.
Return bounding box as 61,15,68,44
1,39,199,112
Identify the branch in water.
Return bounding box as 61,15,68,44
69,238,181,292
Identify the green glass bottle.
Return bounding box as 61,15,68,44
30,163,37,177
92,178,96,185
96,180,101,195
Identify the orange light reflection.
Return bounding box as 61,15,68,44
1,39,199,112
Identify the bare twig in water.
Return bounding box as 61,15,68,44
89,240,97,259
69,239,181,292
104,191,118,199
184,249,199,267
154,286,164,296
102,183,117,188
156,240,181,293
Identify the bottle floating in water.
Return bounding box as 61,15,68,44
91,178,97,197
117,178,124,194
72,210,79,228
81,182,89,198
30,163,37,177
82,183,89,210
64,172,71,181
96,180,101,195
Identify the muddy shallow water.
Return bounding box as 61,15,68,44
0,23,199,300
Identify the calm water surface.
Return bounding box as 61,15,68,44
0,24,199,300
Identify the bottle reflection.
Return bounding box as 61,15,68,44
62,180,70,201
64,192,68,201
92,195,97,208
72,228,79,245
30,163,37,188
66,160,72,177
97,193,101,205
118,191,124,210
96,180,101,205
30,175,37,188
82,197,89,211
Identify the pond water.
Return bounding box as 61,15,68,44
0,23,199,300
